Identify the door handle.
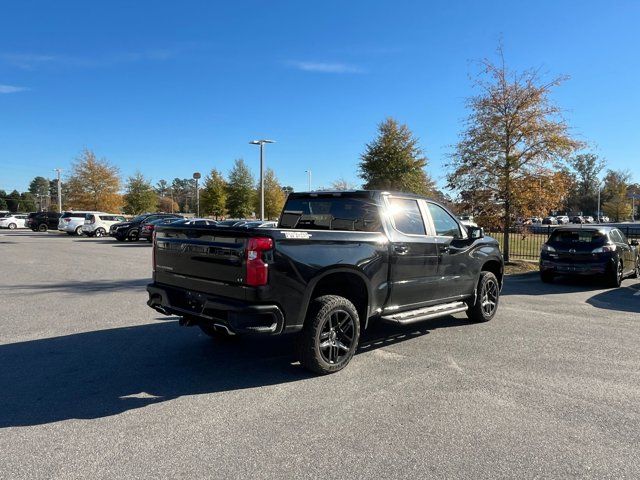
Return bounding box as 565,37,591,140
394,245,409,255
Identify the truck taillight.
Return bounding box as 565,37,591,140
245,237,273,286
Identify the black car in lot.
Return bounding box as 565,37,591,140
540,226,639,287
25,211,61,232
109,213,183,241
139,217,187,242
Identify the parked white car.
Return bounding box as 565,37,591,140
58,211,101,235
82,213,126,237
0,213,28,229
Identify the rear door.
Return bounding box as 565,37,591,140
384,196,440,311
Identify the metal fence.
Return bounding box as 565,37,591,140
488,224,640,261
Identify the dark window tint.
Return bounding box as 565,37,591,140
550,230,606,245
86,214,96,222
427,203,461,238
280,196,381,232
389,198,425,235
61,212,87,219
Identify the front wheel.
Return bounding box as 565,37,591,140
8,223,16,230
128,230,139,241
466,271,500,322
94,228,106,237
75,226,83,235
38,224,47,232
297,295,360,375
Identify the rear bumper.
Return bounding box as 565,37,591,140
147,283,285,335
540,259,612,275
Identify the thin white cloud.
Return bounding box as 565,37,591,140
288,61,365,74
0,84,28,94
0,48,185,70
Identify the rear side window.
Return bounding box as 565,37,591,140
388,198,425,235
280,196,381,232
427,203,462,238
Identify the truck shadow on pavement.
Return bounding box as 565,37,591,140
0,278,149,294
0,315,470,428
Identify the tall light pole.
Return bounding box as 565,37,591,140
54,168,62,213
249,139,275,220
193,172,201,217
597,179,603,223
305,169,312,191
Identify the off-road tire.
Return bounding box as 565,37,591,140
297,295,360,375
466,271,500,323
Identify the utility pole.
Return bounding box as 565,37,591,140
193,173,201,217
305,169,312,191
249,139,275,220
169,187,174,213
54,168,62,213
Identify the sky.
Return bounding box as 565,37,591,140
1,0,639,194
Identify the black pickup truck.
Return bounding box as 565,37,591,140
147,191,503,374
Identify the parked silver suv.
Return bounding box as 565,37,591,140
58,211,101,235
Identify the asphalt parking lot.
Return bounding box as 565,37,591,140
1,230,639,479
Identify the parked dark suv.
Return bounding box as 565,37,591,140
109,213,183,241
26,212,61,232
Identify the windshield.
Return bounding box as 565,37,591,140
280,196,381,231
549,230,607,245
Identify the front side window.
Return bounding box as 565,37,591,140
388,198,425,235
427,203,462,238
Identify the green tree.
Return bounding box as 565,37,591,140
359,117,436,195
446,47,582,260
201,169,227,219
254,168,286,219
29,176,50,196
123,172,157,215
20,192,37,212
566,153,606,214
6,190,21,212
227,159,255,218
155,179,169,197
601,169,632,222
66,149,122,211
170,178,193,212
331,178,357,191
0,192,7,210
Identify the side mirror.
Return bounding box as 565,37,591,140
467,225,484,239
630,239,639,247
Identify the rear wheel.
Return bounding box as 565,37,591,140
95,228,106,237
540,271,554,283
75,226,83,235
8,223,16,229
607,260,623,288
297,295,360,375
466,271,500,322
38,224,47,232
128,230,139,241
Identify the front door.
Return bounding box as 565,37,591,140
424,202,476,300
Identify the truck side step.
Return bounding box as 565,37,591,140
382,301,468,324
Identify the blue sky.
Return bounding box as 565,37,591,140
1,0,639,193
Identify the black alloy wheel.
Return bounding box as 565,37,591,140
318,309,356,366
298,295,361,375
467,271,500,322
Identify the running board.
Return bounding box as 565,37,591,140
382,301,468,324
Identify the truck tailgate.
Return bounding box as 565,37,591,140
153,226,255,297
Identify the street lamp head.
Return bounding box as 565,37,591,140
249,139,275,145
